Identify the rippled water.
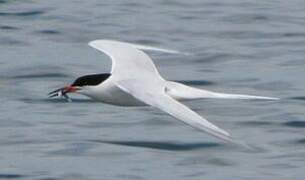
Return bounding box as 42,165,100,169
1,0,305,179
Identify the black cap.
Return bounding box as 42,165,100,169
72,73,111,87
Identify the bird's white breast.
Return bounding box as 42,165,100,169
81,78,146,106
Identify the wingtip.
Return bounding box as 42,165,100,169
203,125,235,143
215,132,237,144
88,39,101,47
88,40,95,48
88,39,191,56
88,39,111,47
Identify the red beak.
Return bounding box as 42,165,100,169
48,85,79,98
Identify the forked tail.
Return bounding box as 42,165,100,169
165,81,279,101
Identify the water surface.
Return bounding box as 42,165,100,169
1,0,305,179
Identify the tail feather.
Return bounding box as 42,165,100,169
165,81,279,100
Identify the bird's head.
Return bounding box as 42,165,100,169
48,73,111,99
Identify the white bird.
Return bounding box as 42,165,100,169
49,40,278,143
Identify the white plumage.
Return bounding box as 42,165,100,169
50,39,279,143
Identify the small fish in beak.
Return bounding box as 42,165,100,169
48,86,78,102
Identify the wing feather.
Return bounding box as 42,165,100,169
88,39,235,143
117,80,234,143
88,39,185,80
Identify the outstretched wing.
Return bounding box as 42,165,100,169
88,39,183,80
89,39,234,142
116,80,234,143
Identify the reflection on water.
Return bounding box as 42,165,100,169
175,80,215,86
0,174,26,179
9,73,70,79
283,121,305,128
0,10,45,17
290,96,305,101
89,140,221,151
1,0,305,179
0,25,19,30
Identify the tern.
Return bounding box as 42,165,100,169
49,40,278,143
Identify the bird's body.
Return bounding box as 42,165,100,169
81,75,146,106
49,39,279,143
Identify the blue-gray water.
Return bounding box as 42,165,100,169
1,0,305,179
